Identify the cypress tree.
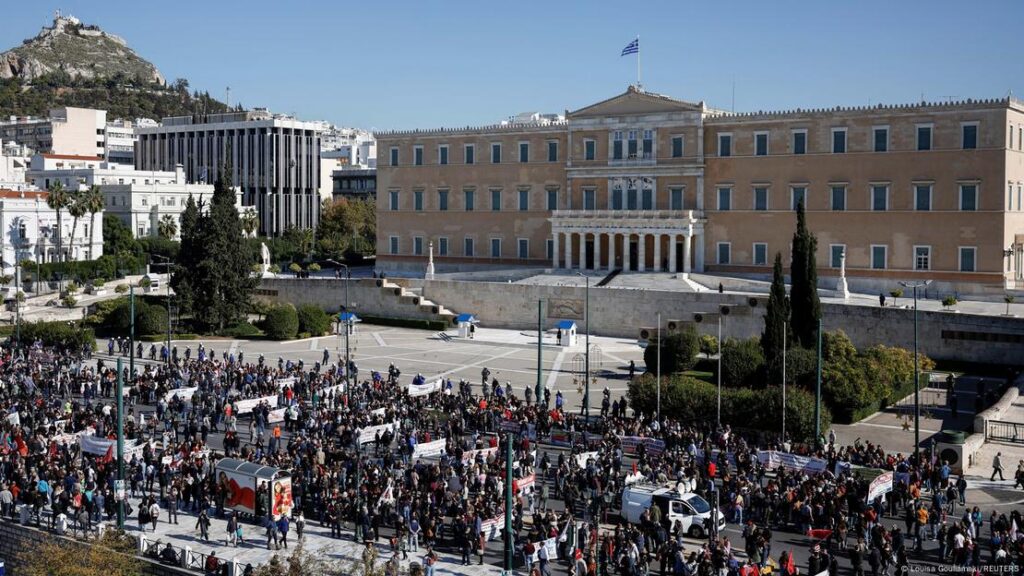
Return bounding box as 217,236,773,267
789,201,821,348
170,194,201,315
762,252,791,383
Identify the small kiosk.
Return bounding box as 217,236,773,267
557,320,578,347
338,312,361,335
214,458,293,518
456,313,478,339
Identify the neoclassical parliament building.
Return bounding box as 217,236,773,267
375,86,1024,294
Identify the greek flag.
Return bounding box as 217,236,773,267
621,38,639,56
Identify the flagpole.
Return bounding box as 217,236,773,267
636,35,641,88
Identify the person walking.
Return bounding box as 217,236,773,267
992,452,1006,481
167,486,179,524
266,515,280,550
148,499,160,532
227,512,239,547
196,509,211,541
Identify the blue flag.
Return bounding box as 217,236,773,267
621,38,639,56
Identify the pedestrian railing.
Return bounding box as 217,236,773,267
987,419,1024,444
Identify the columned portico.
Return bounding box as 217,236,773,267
550,210,706,275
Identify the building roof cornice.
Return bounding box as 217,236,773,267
374,121,567,139
706,97,1018,123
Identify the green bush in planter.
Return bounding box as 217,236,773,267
296,304,331,336
264,304,299,340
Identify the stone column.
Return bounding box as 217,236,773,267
607,232,616,271
552,232,560,269
683,233,692,276
668,234,677,273
622,233,631,271
694,232,705,272
653,233,662,272
564,232,573,270
578,232,587,271
593,232,602,271
637,233,646,272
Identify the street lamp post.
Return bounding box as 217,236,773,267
716,306,730,429
536,299,543,405
576,273,590,421
900,279,932,461
782,321,787,442
152,254,173,366
337,263,351,379
656,312,661,423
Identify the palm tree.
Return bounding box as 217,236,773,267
45,182,70,263
241,208,258,238
64,189,88,264
83,185,104,258
298,227,315,260
158,214,178,240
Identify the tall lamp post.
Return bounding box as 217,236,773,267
152,254,173,365
716,305,730,429
899,279,932,461
535,299,543,405
576,272,590,421
337,263,351,378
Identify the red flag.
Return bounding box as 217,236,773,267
807,528,833,540
785,552,795,575
632,462,638,475
101,444,114,464
48,441,57,458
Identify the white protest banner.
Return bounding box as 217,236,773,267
79,435,115,455
165,387,197,403
575,451,599,469
529,538,558,564
757,450,828,475
5,412,19,427
276,377,296,390
235,395,278,415
408,379,443,397
320,384,345,397
481,515,505,541
268,408,287,424
371,407,386,418
413,438,447,459
866,471,894,503
461,446,498,464
358,422,396,444
515,473,536,496
619,435,666,456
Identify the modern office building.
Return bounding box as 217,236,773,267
135,109,322,235
0,107,107,158
104,118,157,165
375,85,1024,294
331,166,376,201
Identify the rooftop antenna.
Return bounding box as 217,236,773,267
226,86,231,109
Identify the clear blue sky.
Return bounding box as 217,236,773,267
4,1,1022,131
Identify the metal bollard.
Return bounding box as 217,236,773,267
182,545,191,568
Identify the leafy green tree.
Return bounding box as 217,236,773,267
46,181,71,262
699,334,719,358
264,304,299,340
157,214,178,239
762,252,791,383
789,201,821,348
297,304,331,336
643,324,700,375
171,194,202,317
719,337,766,388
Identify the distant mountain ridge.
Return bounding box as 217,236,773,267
0,12,232,121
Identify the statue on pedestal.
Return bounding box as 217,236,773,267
260,242,272,276
425,241,435,280
837,249,850,299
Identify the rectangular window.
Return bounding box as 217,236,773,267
389,147,399,166
583,189,595,210
389,190,399,211
414,190,423,211
671,136,684,158
792,130,807,155
546,239,554,260
915,185,932,211
389,236,399,255
830,245,845,269
717,243,731,265
518,189,529,211
626,188,638,210
754,132,769,156
914,246,931,271
414,146,423,166
832,128,847,153
753,243,767,265
464,237,474,257
873,127,888,152
611,188,623,210
871,185,889,211
438,237,449,256
547,141,558,162
718,134,732,157
641,188,653,210
1010,184,1014,211
959,246,976,272
438,190,449,211
584,139,596,161
831,186,846,211
670,187,684,210
547,189,558,211
413,236,424,256
491,189,501,211
717,187,732,211
465,144,475,164
518,238,529,259
917,125,932,151
627,130,638,158
519,142,529,163
490,238,501,259
642,129,653,158
754,187,769,211
791,186,807,210
962,124,978,149
959,184,978,211
464,189,475,211
613,131,623,160
1012,124,1016,149
491,143,501,163
439,145,449,165
871,245,887,269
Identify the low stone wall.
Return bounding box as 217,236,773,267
256,278,445,323
974,376,1024,434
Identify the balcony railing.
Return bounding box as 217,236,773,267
552,209,702,220
608,154,656,167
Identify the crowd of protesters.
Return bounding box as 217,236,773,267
0,337,1023,576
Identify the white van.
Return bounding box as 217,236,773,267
621,483,725,538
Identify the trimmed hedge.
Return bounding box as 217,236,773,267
101,299,167,337
12,320,96,350
718,337,766,388
629,373,828,441
138,333,200,342
219,322,262,338
296,304,332,337
643,325,700,375
264,304,299,340
357,315,449,332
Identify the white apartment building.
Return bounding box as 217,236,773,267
0,107,107,158
0,188,104,273
26,155,243,240
136,109,321,236
0,140,32,190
